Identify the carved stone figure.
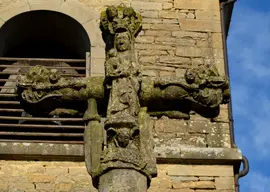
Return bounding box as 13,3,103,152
16,4,230,192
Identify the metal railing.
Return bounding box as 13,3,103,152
0,57,87,144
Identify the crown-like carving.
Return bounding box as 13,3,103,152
100,4,142,38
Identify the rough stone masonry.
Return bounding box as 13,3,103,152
0,0,245,192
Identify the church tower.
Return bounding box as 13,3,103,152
0,0,248,191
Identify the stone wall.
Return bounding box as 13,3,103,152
0,0,236,191
0,161,235,192
0,0,231,148
82,0,231,149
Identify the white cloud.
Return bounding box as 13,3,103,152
242,171,269,192
228,4,270,158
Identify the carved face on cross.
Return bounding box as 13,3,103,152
115,31,131,52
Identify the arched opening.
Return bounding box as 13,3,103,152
0,10,90,59
0,10,91,143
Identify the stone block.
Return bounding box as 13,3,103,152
163,2,173,10
27,166,45,174
159,10,180,19
199,176,215,181
144,30,171,37
212,105,229,122
135,36,155,43
155,118,188,133
214,58,226,75
55,183,73,192
197,40,209,48
36,183,55,192
91,46,105,59
211,33,223,48
213,48,224,59
131,1,162,11
9,183,35,192
192,58,204,65
0,183,8,192
179,19,222,32
143,18,163,24
72,175,92,188
59,0,98,24
28,0,63,11
135,43,175,50
167,165,234,177
141,10,159,18
159,70,175,77
215,177,235,190
155,37,196,46
0,0,30,21
68,167,88,176
196,10,221,20
28,174,56,183
172,31,208,40
171,176,198,183
141,69,158,77
173,180,215,189
188,120,212,134
176,47,210,57
150,23,180,30
139,56,158,64
91,58,105,76
185,133,207,147
73,187,97,192
159,56,190,65
175,68,186,77
139,50,168,56
45,167,68,175
163,18,179,24
174,0,220,10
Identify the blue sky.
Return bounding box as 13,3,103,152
228,0,270,191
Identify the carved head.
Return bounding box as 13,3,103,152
18,65,60,87
100,4,142,41
115,32,131,52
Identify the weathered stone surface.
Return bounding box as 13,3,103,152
167,165,234,177
211,33,223,48
215,177,235,190
150,23,180,30
28,174,56,183
172,31,208,40
144,30,171,37
132,1,162,10
196,10,221,20
99,169,147,192
141,10,159,18
174,0,219,10
159,56,191,64
155,37,196,46
0,0,30,21
36,183,55,192
176,47,210,57
155,118,188,133
136,36,155,43
55,183,73,192
28,0,63,11
159,10,180,19
173,180,215,189
179,19,222,32
139,50,168,56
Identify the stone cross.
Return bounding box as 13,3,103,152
16,4,230,192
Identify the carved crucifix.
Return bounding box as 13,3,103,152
16,4,230,192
